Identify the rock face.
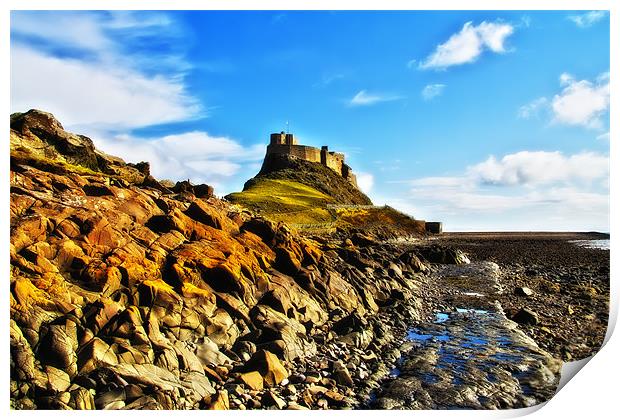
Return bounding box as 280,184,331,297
9,110,430,410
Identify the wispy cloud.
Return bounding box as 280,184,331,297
596,132,610,142
568,11,608,28
92,131,265,189
11,45,201,130
517,97,548,119
518,72,609,130
419,21,514,70
348,90,402,107
10,11,200,130
421,84,446,101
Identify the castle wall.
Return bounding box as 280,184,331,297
266,144,321,163
266,133,359,189
324,152,345,175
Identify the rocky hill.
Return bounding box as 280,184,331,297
225,143,427,240
9,110,434,409
256,154,372,206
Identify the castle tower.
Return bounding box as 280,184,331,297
270,132,298,146
270,132,286,145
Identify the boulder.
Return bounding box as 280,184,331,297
331,361,354,387
242,350,289,387
239,371,264,391
262,391,286,409
512,308,539,326
185,200,223,230
38,323,78,377
77,337,119,374
207,390,229,410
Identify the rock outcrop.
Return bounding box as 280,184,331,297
9,110,430,409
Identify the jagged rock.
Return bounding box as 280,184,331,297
95,388,126,409
241,350,289,387
262,391,286,409
239,371,264,391
44,365,71,392
185,200,224,230
180,371,216,401
77,338,118,374
332,361,354,387
207,390,229,410
416,246,470,265
124,384,144,400
38,323,78,377
123,395,161,410
69,387,95,410
11,109,101,171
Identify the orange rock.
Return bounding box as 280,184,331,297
207,390,229,410
239,371,264,391
243,350,289,387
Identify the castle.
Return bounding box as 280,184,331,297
264,132,358,188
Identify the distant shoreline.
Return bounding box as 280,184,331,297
438,231,610,240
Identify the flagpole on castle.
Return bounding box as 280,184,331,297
286,120,289,134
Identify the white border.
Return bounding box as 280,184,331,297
2,2,616,420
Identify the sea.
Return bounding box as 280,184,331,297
569,239,610,250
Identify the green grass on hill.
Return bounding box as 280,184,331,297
226,178,337,224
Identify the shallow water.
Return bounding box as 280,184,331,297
570,239,610,250
370,262,560,409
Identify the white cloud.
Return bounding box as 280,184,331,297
421,84,446,100
551,73,609,129
92,131,265,188
10,11,199,131
356,172,374,194
468,151,609,186
568,11,608,28
518,72,609,130
11,11,113,52
396,150,609,231
348,90,401,107
406,59,417,69
11,46,201,130
419,21,514,70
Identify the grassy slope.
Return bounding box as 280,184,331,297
226,178,336,224
334,206,427,237
227,156,425,237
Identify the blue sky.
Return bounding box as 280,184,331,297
10,10,610,231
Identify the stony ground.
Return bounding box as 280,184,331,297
434,232,610,361
368,262,561,409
